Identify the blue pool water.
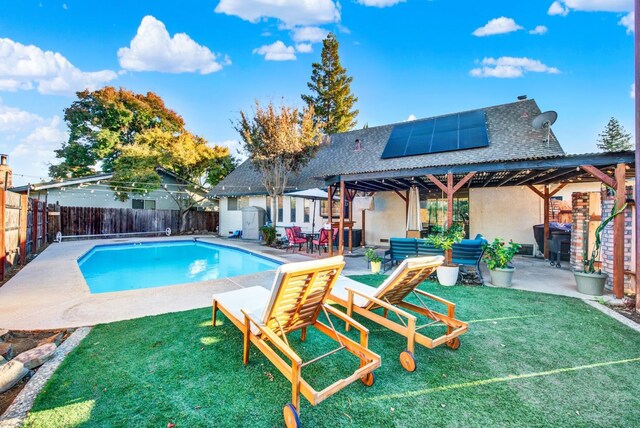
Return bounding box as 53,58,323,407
78,240,280,294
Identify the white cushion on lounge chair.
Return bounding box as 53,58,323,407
213,286,270,334
260,256,344,323
331,255,444,308
213,256,345,334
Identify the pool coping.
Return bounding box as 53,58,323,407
0,236,295,330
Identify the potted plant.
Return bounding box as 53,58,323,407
364,248,382,274
260,225,276,246
426,224,465,286
482,238,522,287
574,196,627,296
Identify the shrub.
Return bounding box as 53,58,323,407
260,225,276,246
482,238,521,270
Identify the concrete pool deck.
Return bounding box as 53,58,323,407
0,236,613,330
0,236,316,330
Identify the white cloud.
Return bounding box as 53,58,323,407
548,0,632,16
472,17,523,36
470,57,560,78
253,41,296,61
548,1,570,15
0,38,117,96
529,25,549,35
291,26,329,43
619,12,634,33
356,0,406,7
295,43,313,53
631,83,635,99
406,114,417,121
215,0,340,27
0,100,68,184
0,102,44,132
118,16,229,74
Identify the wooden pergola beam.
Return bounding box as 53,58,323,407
613,163,626,299
482,172,500,187
426,174,448,193
452,172,476,193
496,171,522,187
581,165,616,188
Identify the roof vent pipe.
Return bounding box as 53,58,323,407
354,139,362,151
517,95,527,101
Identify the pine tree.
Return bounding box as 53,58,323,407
596,117,632,152
302,33,358,135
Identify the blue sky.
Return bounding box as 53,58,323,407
0,0,635,185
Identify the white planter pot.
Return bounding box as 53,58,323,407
489,267,515,287
437,265,459,286
370,261,381,274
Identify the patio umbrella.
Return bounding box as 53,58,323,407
406,186,422,232
284,188,337,236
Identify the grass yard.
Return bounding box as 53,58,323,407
24,277,640,427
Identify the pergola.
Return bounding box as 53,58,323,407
323,151,636,299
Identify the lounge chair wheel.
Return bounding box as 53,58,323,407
283,403,300,428
360,372,375,387
446,337,461,350
399,350,417,372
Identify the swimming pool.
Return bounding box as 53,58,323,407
78,240,280,294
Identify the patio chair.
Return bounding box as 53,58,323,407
382,238,419,271
212,256,380,428
328,255,468,372
227,230,242,239
285,227,307,252
311,228,338,255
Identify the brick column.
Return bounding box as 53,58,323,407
571,192,591,271
601,187,634,292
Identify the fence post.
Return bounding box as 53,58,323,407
19,194,27,265
42,201,47,244
0,189,5,280
32,199,38,253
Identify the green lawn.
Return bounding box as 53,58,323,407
24,277,640,428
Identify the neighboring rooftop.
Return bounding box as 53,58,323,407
211,99,566,196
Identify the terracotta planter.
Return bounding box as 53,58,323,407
370,261,381,274
574,271,607,296
489,267,515,287
437,265,459,286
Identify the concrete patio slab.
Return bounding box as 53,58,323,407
0,236,611,331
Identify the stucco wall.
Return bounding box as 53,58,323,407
218,182,603,246
469,183,602,248
218,195,325,238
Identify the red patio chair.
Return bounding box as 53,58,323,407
285,227,307,252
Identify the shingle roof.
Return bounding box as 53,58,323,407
210,99,565,197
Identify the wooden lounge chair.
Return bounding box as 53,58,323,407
328,255,468,372
212,256,381,428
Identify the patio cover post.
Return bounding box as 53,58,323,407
636,0,640,311
614,163,627,299
425,171,476,263
346,189,355,253
526,183,567,259
328,185,334,256
339,180,345,255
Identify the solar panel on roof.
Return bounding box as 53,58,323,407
381,110,489,159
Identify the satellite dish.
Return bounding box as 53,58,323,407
531,111,558,145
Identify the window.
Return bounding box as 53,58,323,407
227,197,239,211
303,199,310,223
419,190,469,237
320,200,348,219
228,197,248,211
290,198,297,223
132,199,156,210
277,196,283,223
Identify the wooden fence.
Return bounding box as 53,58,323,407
0,189,46,279
0,190,218,280
48,205,218,239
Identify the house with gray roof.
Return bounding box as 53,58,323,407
211,98,634,251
